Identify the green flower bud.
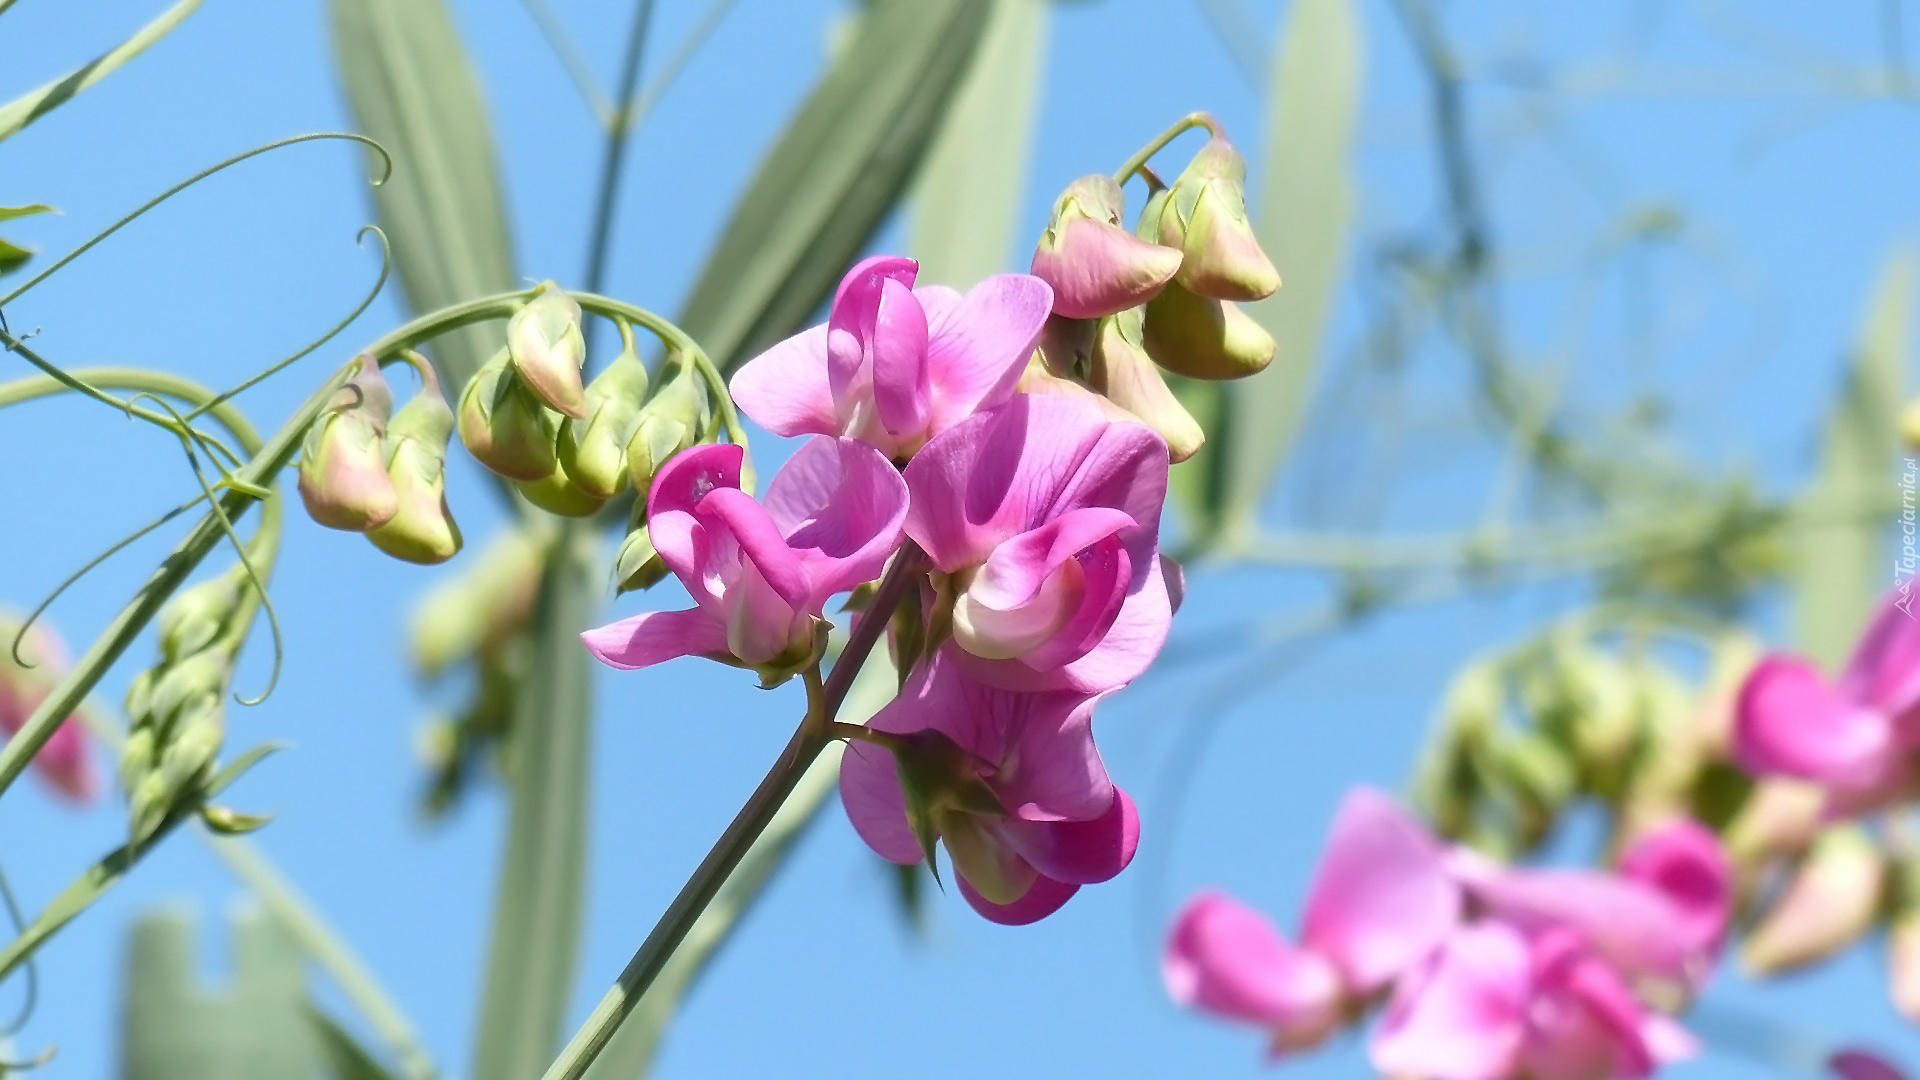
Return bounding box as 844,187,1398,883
1157,132,1281,302
119,725,156,796
142,650,232,731
1089,306,1205,462
506,283,590,420
124,669,156,731
614,525,669,594
369,367,463,565
626,358,710,493
1742,825,1886,975
560,349,650,500
1140,279,1276,381
297,357,399,531
155,569,242,664
409,529,542,679
458,350,561,482
517,458,608,518
158,706,223,795
129,771,171,846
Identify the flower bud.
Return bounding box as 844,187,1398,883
560,349,650,500
506,283,589,420
1157,132,1280,302
156,571,241,664
1089,306,1205,462
119,724,156,796
140,650,233,731
613,525,669,594
298,357,399,531
1742,825,1886,974
369,368,463,564
516,458,608,518
626,359,710,493
459,350,560,482
1724,779,1824,867
409,529,541,679
1029,175,1184,320
1140,279,1276,381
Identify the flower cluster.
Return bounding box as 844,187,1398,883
1165,790,1732,1080
585,251,1185,922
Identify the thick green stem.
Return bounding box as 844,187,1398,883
1111,111,1214,187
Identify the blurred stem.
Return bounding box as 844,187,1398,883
539,543,926,1080
580,0,658,354
519,0,615,123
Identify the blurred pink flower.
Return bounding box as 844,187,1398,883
729,255,1054,460
0,617,100,804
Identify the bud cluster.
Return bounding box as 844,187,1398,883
1024,116,1280,462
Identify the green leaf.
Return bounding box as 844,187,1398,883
330,0,518,397
120,908,317,1080
0,0,202,144
680,0,994,374
0,237,31,277
909,0,1048,289
1792,247,1914,667
1217,0,1363,542
203,741,288,799
0,204,54,222
309,1007,403,1080
471,528,598,1080
581,650,899,1080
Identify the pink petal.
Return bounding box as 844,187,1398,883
693,488,811,611
1370,923,1530,1080
828,257,921,435
869,278,931,438
1735,655,1894,787
1163,890,1344,1044
645,509,713,610
581,608,729,670
1829,1049,1912,1080
1841,593,1920,720
1005,786,1139,885
720,556,804,665
920,274,1054,435
34,718,98,804
956,870,1079,925
647,442,743,518
727,325,838,438
832,254,919,308
837,736,922,865
1301,788,1462,992
1522,931,1660,1080
1448,849,1690,982
1620,819,1733,958
967,508,1137,610
762,436,910,606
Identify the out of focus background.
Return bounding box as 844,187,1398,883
1,1,1916,1076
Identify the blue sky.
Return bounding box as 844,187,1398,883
0,1,1917,1077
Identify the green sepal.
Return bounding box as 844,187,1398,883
204,741,288,800
199,804,274,835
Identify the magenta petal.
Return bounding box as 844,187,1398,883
1620,819,1733,957
837,737,922,865
1006,786,1139,885
969,508,1136,609
648,442,743,517
1163,891,1344,1043
645,510,711,608
869,278,932,438
763,436,910,604
694,488,811,610
957,870,1079,925
1735,655,1894,787
727,325,838,438
1369,923,1530,1080
921,273,1054,434
1448,849,1690,982
1842,593,1920,719
1301,788,1462,992
581,608,728,670
1522,931,1660,1080
832,254,918,308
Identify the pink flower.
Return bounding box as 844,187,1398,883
729,255,1055,460
838,650,1137,925
904,393,1172,693
1735,593,1920,804
1164,789,1460,1052
0,617,100,804
582,437,907,678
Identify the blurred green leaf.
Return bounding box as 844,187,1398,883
331,0,518,396
471,528,597,1080
1217,0,1363,541
120,908,317,1080
309,1007,402,1080
0,0,202,144
681,0,993,374
910,0,1048,288
1791,247,1912,667
0,237,32,277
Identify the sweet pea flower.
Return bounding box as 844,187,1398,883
904,393,1171,693
729,256,1054,460
1164,789,1461,1052
838,650,1137,925
582,437,907,679
1735,592,1920,807
0,614,101,804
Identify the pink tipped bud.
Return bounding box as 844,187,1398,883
1140,279,1276,381
458,350,561,482
1158,132,1281,302
507,283,589,420
298,357,399,531
1742,825,1886,974
1089,307,1205,462
1030,175,1184,320
369,367,463,564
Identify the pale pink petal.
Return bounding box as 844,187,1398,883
1735,655,1894,787
1005,786,1139,885
721,557,804,665
869,278,931,438
956,870,1078,926
1163,890,1343,1046
727,326,838,437
1620,819,1733,958
950,543,1170,694
1841,593,1920,720
581,608,728,670
762,437,910,605
920,274,1054,434
967,508,1136,609
1301,788,1462,992
1448,848,1689,982
1370,923,1530,1080
1016,536,1132,674
1640,1015,1698,1066
837,736,922,865
1031,217,1182,320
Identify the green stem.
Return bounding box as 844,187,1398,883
1111,111,1215,187
538,544,925,1080
580,0,658,351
